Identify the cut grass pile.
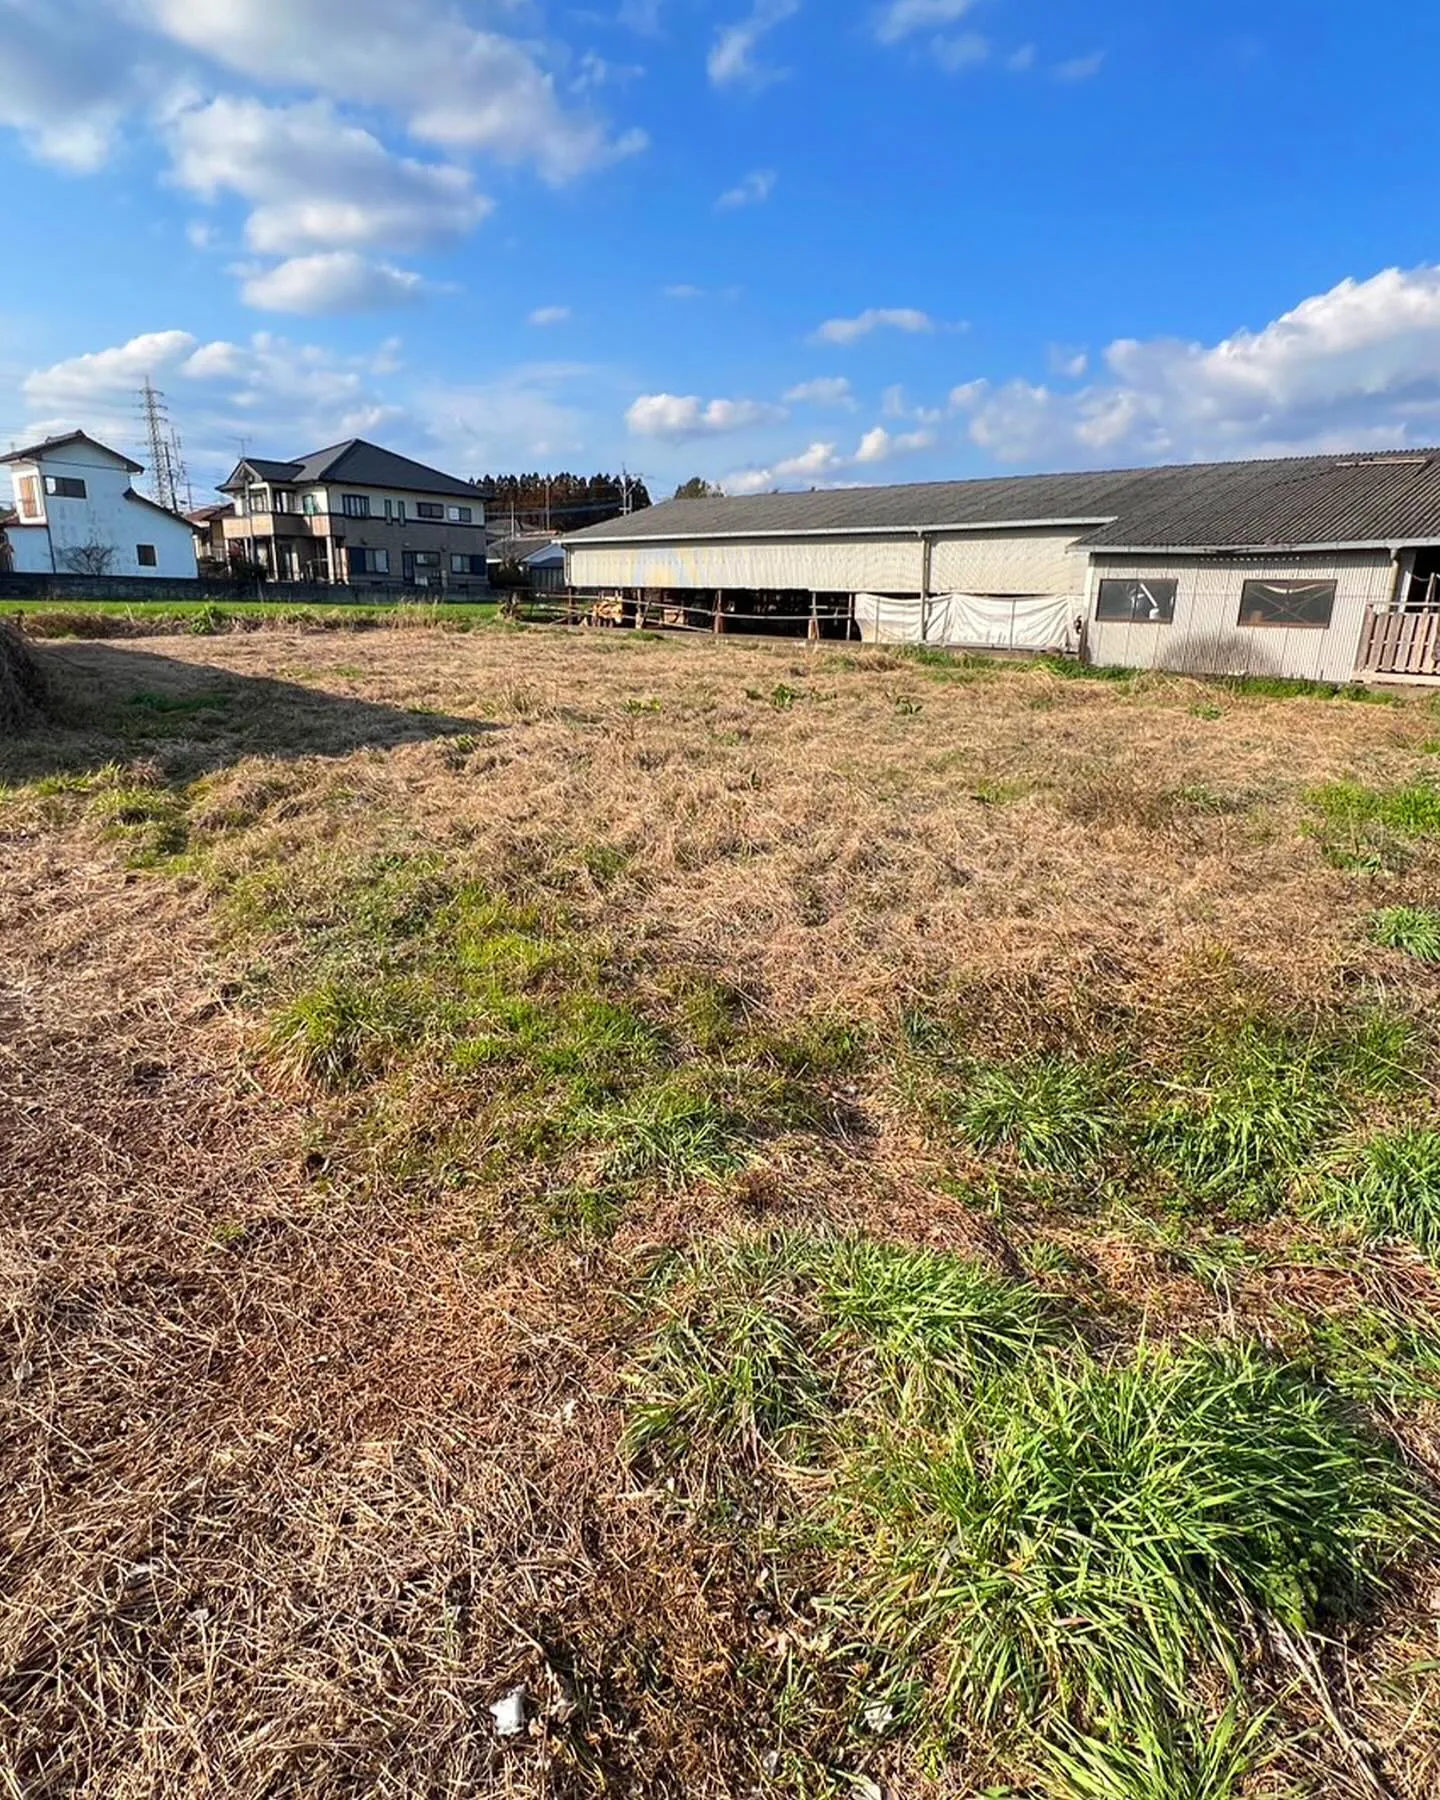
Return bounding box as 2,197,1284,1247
623,1233,1435,1792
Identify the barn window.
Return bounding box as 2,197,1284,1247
136,544,157,566
45,475,87,499
1238,579,1337,628
1095,578,1176,623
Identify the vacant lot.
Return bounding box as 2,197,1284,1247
3,628,1439,1799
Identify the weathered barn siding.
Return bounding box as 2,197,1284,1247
927,527,1090,596
1086,551,1397,684
566,535,924,594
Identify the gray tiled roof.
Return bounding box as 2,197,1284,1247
565,451,1440,552
221,438,478,500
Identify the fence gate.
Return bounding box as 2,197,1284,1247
1359,605,1440,678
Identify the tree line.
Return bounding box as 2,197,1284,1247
471,472,652,533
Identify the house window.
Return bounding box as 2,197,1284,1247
341,493,370,519
302,492,322,516
416,501,443,520
272,489,294,514
348,546,389,576
451,553,486,575
45,475,87,499
447,504,473,523
413,550,441,569
248,486,270,513
17,475,42,520
1095,578,1177,624
395,499,405,523
1238,579,1337,629
136,544,157,567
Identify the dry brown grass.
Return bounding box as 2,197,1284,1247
3,628,1440,1796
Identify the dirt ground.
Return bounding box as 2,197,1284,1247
3,628,1439,1798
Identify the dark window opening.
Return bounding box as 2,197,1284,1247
1238,579,1336,629
136,544,157,567
46,475,87,499
1096,577,1176,624
415,501,444,520
1404,548,1440,609
341,493,370,519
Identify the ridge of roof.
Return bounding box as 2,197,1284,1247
0,430,144,474
562,448,1440,553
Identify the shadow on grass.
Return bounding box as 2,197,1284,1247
0,641,497,781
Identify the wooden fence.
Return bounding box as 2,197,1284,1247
1359,605,1440,677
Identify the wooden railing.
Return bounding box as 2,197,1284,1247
1360,605,1440,677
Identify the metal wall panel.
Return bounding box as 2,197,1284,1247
927,527,1090,596
1086,552,1397,683
567,535,924,593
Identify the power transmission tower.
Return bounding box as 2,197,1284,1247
137,377,186,512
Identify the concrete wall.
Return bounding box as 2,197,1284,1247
1086,550,1397,683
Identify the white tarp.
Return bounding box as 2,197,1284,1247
855,592,1081,653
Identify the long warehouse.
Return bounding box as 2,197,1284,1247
562,450,1440,683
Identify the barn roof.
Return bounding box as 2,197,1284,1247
564,450,1440,553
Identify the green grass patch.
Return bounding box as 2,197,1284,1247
623,1232,1063,1486
829,1342,1432,1754
951,1056,1119,1179
1308,776,1440,870
1370,904,1440,963
0,598,499,638
1309,1129,1440,1259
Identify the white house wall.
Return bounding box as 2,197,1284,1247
1086,551,1396,684
8,442,195,578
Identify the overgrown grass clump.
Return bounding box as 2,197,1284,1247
622,1236,1436,1790
1370,904,1440,962
952,1056,1118,1178
622,1233,1064,1484
1309,775,1440,870
833,1344,1428,1745
1310,1129,1440,1259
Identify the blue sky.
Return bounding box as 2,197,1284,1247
3,0,1440,502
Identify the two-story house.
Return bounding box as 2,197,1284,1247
216,439,488,592
0,433,196,578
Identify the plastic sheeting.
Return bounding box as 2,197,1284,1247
854,592,1082,653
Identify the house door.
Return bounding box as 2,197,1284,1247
402,550,415,585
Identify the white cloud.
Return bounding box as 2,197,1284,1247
1047,344,1090,380
717,168,777,210
784,377,856,408
708,0,801,89
1006,43,1037,71
20,327,412,481
0,0,163,170
1055,51,1106,82
238,252,428,315
166,96,491,256
529,305,573,327
626,392,785,439
874,0,976,45
136,0,646,182
933,33,989,71
813,307,936,346
664,284,706,300
726,421,934,491
949,265,1440,466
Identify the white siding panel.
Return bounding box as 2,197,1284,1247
568,535,924,593
928,527,1090,596
1087,552,1397,684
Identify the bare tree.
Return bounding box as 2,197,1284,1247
59,543,117,576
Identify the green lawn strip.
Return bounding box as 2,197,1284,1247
1,598,500,636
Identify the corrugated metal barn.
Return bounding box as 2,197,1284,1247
563,451,1440,682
